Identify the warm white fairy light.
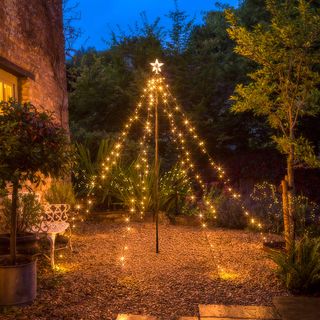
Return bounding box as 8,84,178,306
84,60,267,270
163,87,263,230
162,102,218,229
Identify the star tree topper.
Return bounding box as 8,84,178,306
150,59,164,74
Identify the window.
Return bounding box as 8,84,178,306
0,68,18,101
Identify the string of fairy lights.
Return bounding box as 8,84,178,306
162,102,215,228
161,79,264,233
120,100,154,266
79,59,266,267
163,84,264,231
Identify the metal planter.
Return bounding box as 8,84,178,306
0,256,37,305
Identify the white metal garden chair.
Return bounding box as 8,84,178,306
37,204,72,268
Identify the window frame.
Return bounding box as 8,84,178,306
0,68,18,101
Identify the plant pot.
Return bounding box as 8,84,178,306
0,255,37,305
0,233,39,255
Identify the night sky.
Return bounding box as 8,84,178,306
72,0,239,50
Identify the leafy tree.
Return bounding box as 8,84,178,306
68,0,320,199
68,17,164,142
69,53,133,134
226,0,320,247
170,2,270,162
166,0,195,54
0,100,72,264
63,0,82,57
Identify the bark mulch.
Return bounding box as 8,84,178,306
0,222,289,320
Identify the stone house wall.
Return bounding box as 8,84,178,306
0,0,68,129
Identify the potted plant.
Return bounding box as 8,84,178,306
0,193,44,255
0,100,72,305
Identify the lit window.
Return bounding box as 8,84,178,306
0,68,18,102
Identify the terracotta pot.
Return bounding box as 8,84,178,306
0,256,37,305
0,233,39,255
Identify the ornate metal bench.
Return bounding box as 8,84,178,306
37,204,72,268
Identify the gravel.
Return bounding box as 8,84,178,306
0,222,289,320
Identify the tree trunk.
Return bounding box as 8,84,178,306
287,142,295,239
10,181,19,265
282,178,293,251
282,139,295,252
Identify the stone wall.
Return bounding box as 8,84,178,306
0,0,68,129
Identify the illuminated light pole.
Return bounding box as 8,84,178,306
150,59,163,254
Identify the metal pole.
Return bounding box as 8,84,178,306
154,77,160,254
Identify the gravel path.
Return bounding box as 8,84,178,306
0,222,289,320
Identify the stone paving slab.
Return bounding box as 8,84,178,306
199,304,281,319
116,314,157,320
273,297,320,320
200,318,262,320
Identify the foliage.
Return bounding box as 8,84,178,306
166,0,195,54
226,0,320,168
0,100,72,186
68,0,320,204
250,182,283,233
1,193,43,233
269,236,320,293
45,180,76,206
202,186,247,229
108,160,154,214
99,161,192,217
68,0,276,159
159,164,193,217
250,181,320,235
0,100,72,263
63,0,82,57
69,54,136,135
294,195,320,237
73,138,141,198
73,138,114,197
226,0,320,249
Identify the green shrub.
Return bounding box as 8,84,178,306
1,193,43,233
202,186,247,229
45,180,76,206
101,161,193,217
106,160,154,215
215,194,247,229
294,195,320,237
250,182,283,232
73,138,141,199
269,237,320,293
159,165,193,217
251,181,320,235
73,138,114,197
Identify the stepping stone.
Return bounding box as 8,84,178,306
116,314,157,320
273,296,320,320
199,304,281,319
